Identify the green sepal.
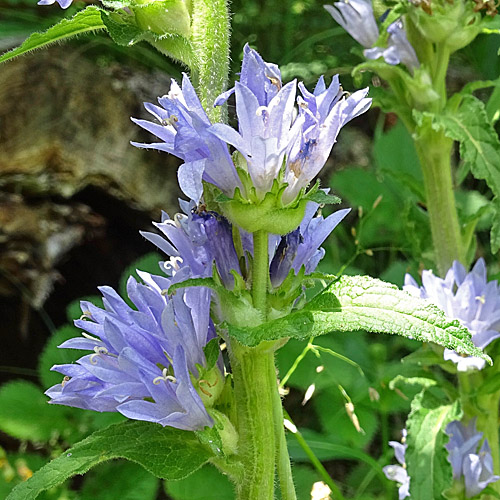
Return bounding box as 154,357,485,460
203,338,221,370
225,275,492,366
168,278,262,328
219,183,308,235
303,181,341,205
408,0,481,52
132,0,191,38
100,10,196,68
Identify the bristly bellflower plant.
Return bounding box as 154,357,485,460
4,0,496,498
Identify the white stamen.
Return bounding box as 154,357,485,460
90,346,109,364
153,368,177,385
81,332,101,342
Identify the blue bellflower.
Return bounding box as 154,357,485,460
144,200,350,291
325,2,420,72
133,45,370,203
37,0,72,7
46,275,219,431
269,203,350,287
132,75,242,202
404,259,500,371
445,419,500,497
383,429,411,499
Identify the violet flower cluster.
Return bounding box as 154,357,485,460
46,275,219,431
133,45,371,204
324,0,420,73
446,419,500,497
46,48,360,430
404,259,500,371
383,429,410,500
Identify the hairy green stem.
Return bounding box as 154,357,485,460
190,0,230,123
273,386,297,500
252,230,269,315
230,343,277,500
414,128,464,274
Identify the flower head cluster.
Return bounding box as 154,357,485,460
133,45,371,205
46,274,221,431
445,419,500,497
404,259,500,371
383,429,410,499
324,0,420,72
142,199,350,291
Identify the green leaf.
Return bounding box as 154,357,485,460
165,464,234,500
0,381,74,443
203,338,221,370
7,421,216,500
305,190,341,205
434,96,500,252
80,461,159,500
227,275,491,366
405,389,462,500
100,10,196,67
0,7,106,64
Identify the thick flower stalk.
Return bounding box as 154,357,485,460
404,259,500,372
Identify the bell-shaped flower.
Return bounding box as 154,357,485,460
445,419,500,497
131,75,241,201
404,259,500,371
324,0,379,48
46,274,220,431
383,429,410,499
37,0,72,7
364,20,420,73
325,3,419,73
141,200,241,288
269,203,351,287
133,45,370,211
283,76,370,202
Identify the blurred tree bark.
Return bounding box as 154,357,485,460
0,46,180,340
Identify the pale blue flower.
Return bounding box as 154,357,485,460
37,0,73,8
383,429,410,499
46,274,218,430
445,419,500,498
270,204,351,287
131,75,242,201
284,76,370,202
324,0,379,48
325,3,419,72
404,259,500,371
364,20,420,72
134,46,370,203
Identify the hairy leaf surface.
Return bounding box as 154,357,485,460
405,389,461,500
227,275,491,365
0,7,106,64
7,421,215,500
